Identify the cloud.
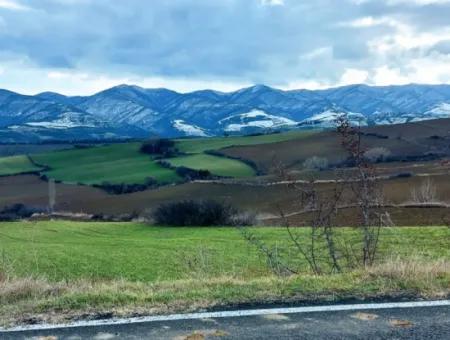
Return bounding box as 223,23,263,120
0,0,29,11
340,68,369,85
386,0,450,5
0,0,448,94
260,0,284,5
352,0,450,5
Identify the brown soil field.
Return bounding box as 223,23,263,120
1,173,450,226
218,119,450,174
263,206,450,227
363,118,450,139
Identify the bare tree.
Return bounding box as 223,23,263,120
337,118,392,267
364,147,391,163
239,118,393,275
410,178,438,204
303,156,329,171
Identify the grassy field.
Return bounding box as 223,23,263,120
0,221,448,326
0,130,315,185
0,155,42,176
164,153,256,177
0,222,448,282
31,143,181,185
175,130,317,153
0,144,73,157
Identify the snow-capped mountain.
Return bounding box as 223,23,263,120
2,83,450,142
219,109,297,132
299,107,368,128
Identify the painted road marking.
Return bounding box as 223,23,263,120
1,300,449,333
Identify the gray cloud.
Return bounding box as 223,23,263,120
0,0,449,93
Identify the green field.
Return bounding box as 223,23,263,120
176,130,317,153
0,155,42,176
164,153,256,177
0,222,448,282
31,143,181,185
0,221,448,326
0,130,317,185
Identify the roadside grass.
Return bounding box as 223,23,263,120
0,222,448,326
0,155,42,176
0,258,448,327
175,130,317,154
163,153,256,178
31,143,181,185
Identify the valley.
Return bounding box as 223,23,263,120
1,118,450,226
1,103,450,330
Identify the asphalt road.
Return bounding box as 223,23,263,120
2,304,449,339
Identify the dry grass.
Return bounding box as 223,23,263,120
366,257,450,297
369,257,449,281
0,257,448,327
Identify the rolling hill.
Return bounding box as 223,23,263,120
1,84,450,142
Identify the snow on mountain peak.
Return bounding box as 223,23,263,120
2,84,450,141
425,103,450,117
221,109,297,132
172,120,208,137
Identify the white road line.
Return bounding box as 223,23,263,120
1,300,449,333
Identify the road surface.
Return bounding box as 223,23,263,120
1,301,449,339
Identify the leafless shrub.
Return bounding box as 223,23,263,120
238,227,296,276
410,178,438,204
364,147,391,163
337,118,392,268
303,156,329,171
231,211,257,227
239,118,392,276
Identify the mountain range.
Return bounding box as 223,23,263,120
1,83,450,143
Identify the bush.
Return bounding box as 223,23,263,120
303,156,329,171
151,200,252,226
0,204,45,221
364,147,391,163
175,166,213,180
95,177,158,194
140,138,177,157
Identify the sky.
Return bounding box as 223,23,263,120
0,0,449,95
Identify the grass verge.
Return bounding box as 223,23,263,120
0,258,448,327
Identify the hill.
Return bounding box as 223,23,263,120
219,118,450,173
1,119,450,226
1,84,450,142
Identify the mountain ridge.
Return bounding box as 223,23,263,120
1,83,450,143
